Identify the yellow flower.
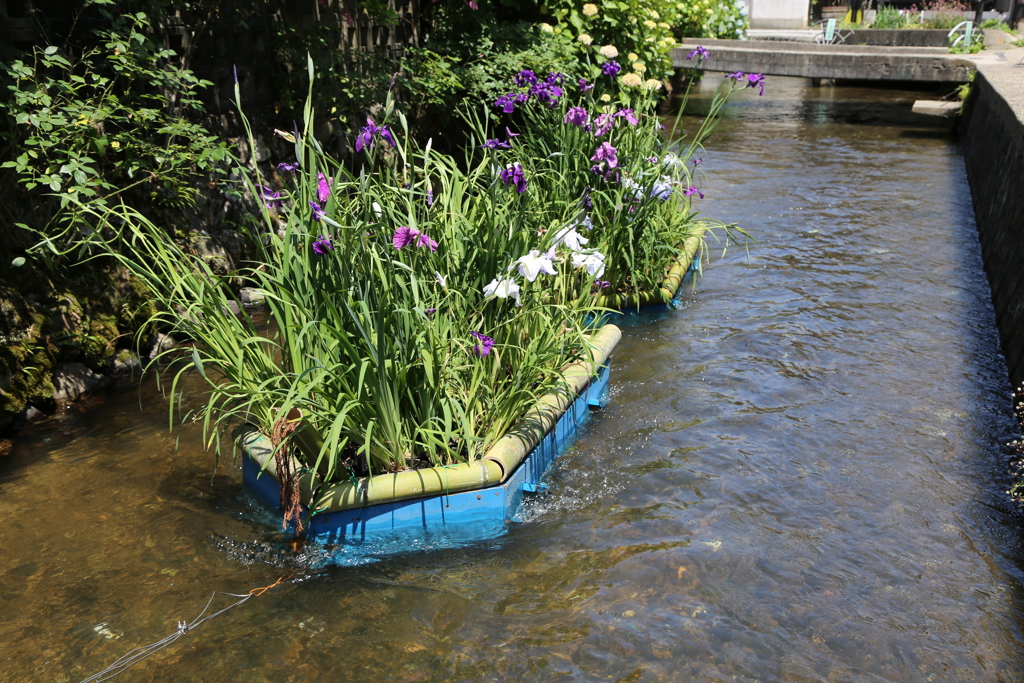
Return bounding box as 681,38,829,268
582,3,599,16
628,52,639,62
644,19,657,29
634,62,647,73
110,140,121,149
599,44,619,58
650,10,660,19
578,33,593,45
621,73,643,87
645,78,663,90
600,93,612,102
658,21,670,28
539,22,554,33
554,26,563,33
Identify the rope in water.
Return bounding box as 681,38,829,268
78,573,292,683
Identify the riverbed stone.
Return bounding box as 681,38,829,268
148,333,177,361
240,287,266,306
52,363,107,403
112,350,142,374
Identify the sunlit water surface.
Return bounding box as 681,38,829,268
4,76,1024,682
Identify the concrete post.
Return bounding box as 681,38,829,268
749,0,810,28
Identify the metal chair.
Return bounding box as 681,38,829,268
947,21,977,50
813,19,852,44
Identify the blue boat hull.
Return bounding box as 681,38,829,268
243,362,611,545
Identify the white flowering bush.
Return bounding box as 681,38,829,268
546,0,685,86
676,0,748,40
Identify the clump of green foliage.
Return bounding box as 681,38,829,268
921,0,973,29
0,0,230,235
872,5,914,29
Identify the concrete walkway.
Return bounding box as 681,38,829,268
674,38,976,81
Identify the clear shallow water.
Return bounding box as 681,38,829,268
4,76,1024,682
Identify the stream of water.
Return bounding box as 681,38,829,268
4,76,1024,682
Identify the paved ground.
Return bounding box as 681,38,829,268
970,47,1024,123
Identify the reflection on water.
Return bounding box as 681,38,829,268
4,76,1024,682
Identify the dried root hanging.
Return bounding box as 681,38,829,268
270,415,304,534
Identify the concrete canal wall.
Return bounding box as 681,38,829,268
961,52,1024,389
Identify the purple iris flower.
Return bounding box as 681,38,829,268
393,226,438,251
317,173,332,204
726,71,746,82
614,108,639,126
505,127,520,140
355,118,397,153
693,157,703,167
592,113,616,137
684,186,705,199
482,138,512,149
355,120,376,152
746,73,767,96
514,70,538,87
312,235,334,254
564,106,589,127
687,46,710,60
582,189,593,211
591,142,618,169
393,226,420,249
602,60,621,77
546,72,565,85
257,185,283,209
530,81,563,107
495,93,519,114
417,233,439,252
650,180,673,200
469,331,495,357
578,78,594,93
595,280,610,289
500,163,528,194
277,162,299,174
426,188,434,207
309,200,326,221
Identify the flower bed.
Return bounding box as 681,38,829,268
75,52,757,546
239,325,620,541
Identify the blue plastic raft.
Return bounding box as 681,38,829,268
242,361,611,546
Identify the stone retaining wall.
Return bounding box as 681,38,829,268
960,57,1024,388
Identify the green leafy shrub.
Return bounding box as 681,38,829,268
921,0,972,29
0,0,230,232
872,5,914,28
545,0,684,85
675,0,748,39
